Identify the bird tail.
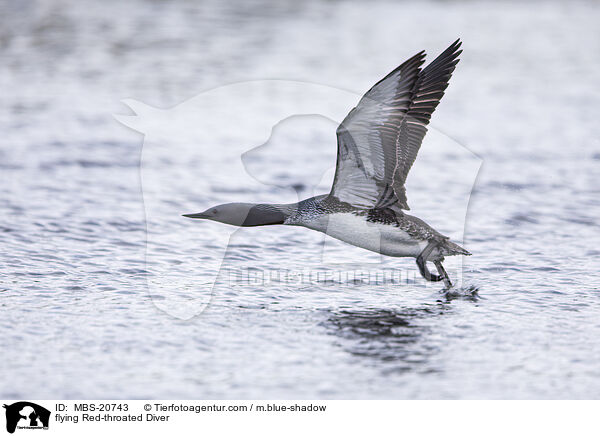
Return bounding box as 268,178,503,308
443,239,471,256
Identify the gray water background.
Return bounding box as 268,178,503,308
1,0,599,398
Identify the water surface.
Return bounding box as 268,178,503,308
1,0,599,399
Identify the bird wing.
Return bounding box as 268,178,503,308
329,39,462,210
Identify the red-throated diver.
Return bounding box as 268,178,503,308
184,39,470,287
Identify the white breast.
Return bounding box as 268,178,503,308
295,212,428,258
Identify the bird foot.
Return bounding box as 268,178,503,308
434,260,453,288
415,241,452,287
416,255,443,282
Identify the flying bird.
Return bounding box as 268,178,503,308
184,39,470,287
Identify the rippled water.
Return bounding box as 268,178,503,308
1,0,599,399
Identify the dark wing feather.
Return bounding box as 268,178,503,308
330,51,425,208
393,39,462,209
329,40,462,210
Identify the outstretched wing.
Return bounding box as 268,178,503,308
329,50,425,208
329,39,462,210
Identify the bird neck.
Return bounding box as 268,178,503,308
241,203,297,227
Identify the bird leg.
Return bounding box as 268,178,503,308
434,260,453,288
415,241,443,282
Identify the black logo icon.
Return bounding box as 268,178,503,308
3,402,50,434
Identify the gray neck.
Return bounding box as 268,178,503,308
241,203,297,227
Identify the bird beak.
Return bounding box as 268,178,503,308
182,212,208,219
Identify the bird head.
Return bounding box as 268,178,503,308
183,203,287,227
